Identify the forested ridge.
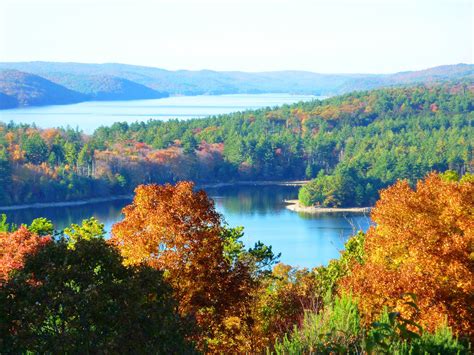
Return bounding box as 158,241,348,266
0,81,472,206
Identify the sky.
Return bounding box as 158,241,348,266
0,0,472,73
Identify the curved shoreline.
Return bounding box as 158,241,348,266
284,199,372,214
200,180,309,188
0,180,310,211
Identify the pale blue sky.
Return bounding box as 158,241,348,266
0,0,472,73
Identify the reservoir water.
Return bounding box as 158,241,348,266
2,185,371,268
0,93,319,133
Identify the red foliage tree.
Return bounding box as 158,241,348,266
0,226,51,284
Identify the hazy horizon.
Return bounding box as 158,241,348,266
1,0,472,74
0,60,471,75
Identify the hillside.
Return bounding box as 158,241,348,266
0,92,18,109
389,64,474,83
0,69,169,109
0,70,86,108
0,62,472,106
42,73,169,101
0,81,471,206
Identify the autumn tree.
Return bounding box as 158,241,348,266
111,182,273,352
340,173,474,340
0,225,51,284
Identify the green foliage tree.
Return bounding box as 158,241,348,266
298,171,328,206
77,143,93,175
181,131,198,154
28,217,54,236
221,225,280,277
0,237,193,353
64,141,77,166
440,169,460,182
23,133,48,164
47,150,57,166
0,214,13,233
63,217,105,249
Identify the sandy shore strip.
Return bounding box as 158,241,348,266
285,199,371,213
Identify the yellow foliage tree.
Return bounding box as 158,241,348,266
341,173,473,339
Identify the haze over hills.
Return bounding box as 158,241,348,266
40,73,169,102
0,70,86,109
0,62,472,109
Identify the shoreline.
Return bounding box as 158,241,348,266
284,199,372,214
199,180,309,188
0,180,309,211
0,195,134,211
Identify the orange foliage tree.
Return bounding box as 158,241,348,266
111,182,258,352
341,173,473,339
0,226,51,284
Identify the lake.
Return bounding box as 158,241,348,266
2,184,371,268
0,93,319,133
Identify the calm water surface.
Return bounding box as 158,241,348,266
2,185,371,268
0,93,318,133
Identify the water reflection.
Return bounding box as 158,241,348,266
207,185,296,216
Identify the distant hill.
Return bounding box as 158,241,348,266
0,70,86,108
42,73,169,101
0,69,168,109
0,62,472,109
389,64,474,83
0,92,18,109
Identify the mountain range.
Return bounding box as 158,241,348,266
0,61,472,109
